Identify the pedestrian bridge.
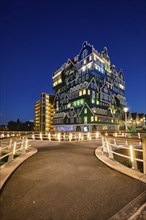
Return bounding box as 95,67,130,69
0,131,146,219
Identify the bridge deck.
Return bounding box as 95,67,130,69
0,141,146,220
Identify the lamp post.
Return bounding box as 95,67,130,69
124,107,128,131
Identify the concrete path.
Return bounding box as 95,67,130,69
0,141,146,220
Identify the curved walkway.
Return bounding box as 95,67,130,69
0,141,146,220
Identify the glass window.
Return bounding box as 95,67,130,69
81,99,84,105
96,100,99,105
89,55,92,61
91,116,94,122
84,108,87,114
88,89,90,95
73,101,76,106
79,90,82,96
83,59,86,65
83,89,86,95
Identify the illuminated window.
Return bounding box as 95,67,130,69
81,99,84,105
67,103,71,108
79,90,82,96
83,59,86,65
84,108,87,114
88,89,90,95
82,66,85,72
91,116,94,122
95,116,97,121
89,55,92,61
92,99,95,104
83,89,86,95
96,100,99,105
73,101,77,107
87,63,91,69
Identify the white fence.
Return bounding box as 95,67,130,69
28,132,101,142
101,135,146,174
0,131,32,139
0,137,30,165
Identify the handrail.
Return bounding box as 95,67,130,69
0,137,30,166
101,135,141,142
101,135,146,174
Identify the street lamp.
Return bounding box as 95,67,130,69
124,107,128,131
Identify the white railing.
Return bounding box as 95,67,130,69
0,131,32,139
28,131,101,142
0,137,30,165
101,135,146,174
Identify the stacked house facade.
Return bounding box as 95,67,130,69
52,41,127,132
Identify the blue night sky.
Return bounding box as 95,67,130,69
0,0,146,124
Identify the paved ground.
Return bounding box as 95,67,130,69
0,141,146,220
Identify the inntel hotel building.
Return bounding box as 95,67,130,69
52,41,127,132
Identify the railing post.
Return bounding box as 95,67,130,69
69,133,72,142
48,132,51,141
40,133,42,141
32,133,35,140
129,144,138,170
108,139,114,159
79,133,81,141
22,138,28,154
96,132,99,139
57,133,61,142
8,142,16,162
102,137,108,153
142,138,146,174
114,139,116,145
